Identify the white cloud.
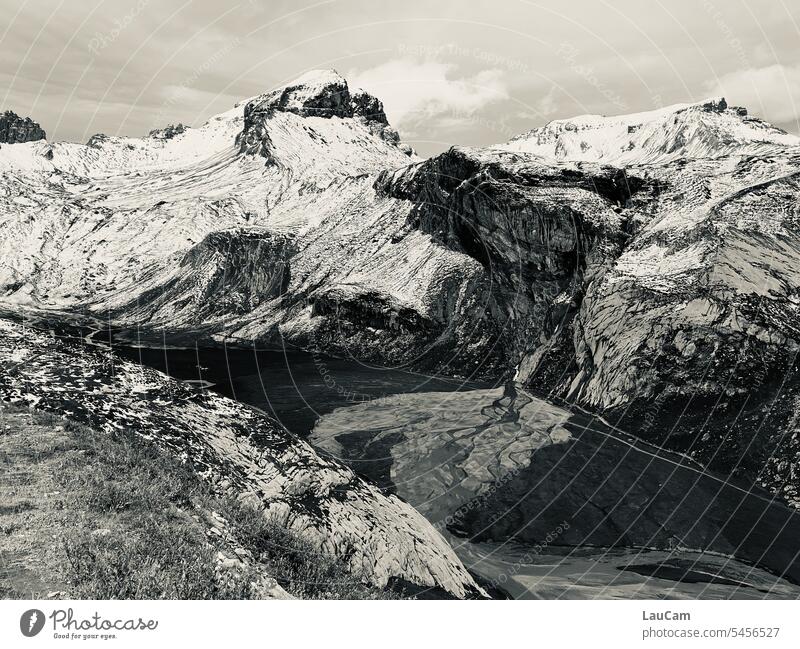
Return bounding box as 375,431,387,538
704,64,800,132
348,58,508,131
516,86,560,121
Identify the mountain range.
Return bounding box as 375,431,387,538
2,69,800,595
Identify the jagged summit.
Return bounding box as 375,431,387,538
502,96,800,164
0,110,46,143
243,69,388,123
237,69,411,159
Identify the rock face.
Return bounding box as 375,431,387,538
246,69,370,121
117,228,296,323
374,146,636,376
0,110,45,143
0,317,484,598
504,103,800,507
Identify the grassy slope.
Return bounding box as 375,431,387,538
0,404,398,600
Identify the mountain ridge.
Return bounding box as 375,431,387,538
501,95,800,164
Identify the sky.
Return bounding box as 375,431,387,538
1,0,799,157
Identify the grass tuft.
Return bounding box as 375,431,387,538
62,519,252,599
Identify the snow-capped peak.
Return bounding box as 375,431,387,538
241,68,388,126
236,69,411,163
501,96,800,164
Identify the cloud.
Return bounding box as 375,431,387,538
516,86,560,121
704,64,800,132
348,58,508,133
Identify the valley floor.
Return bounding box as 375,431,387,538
312,389,800,599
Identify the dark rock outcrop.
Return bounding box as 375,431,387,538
349,88,389,124
0,110,45,143
149,123,188,139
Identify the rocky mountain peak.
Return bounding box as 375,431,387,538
244,69,388,124
697,96,727,112
237,69,409,159
0,110,46,143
